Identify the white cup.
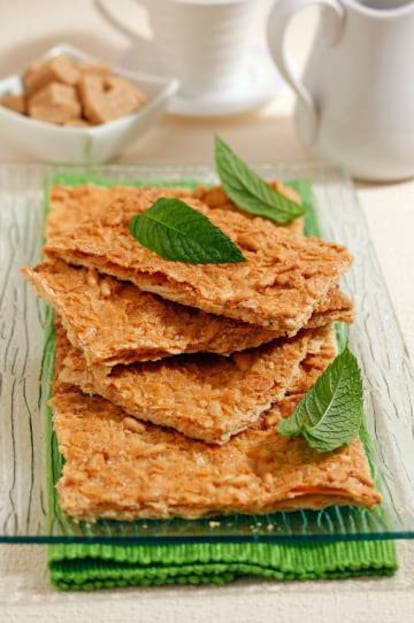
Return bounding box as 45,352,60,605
96,0,262,97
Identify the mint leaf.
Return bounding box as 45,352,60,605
335,322,349,355
129,198,246,264
278,348,363,452
215,136,305,225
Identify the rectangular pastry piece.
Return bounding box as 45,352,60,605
52,330,381,521
45,187,353,331
45,181,301,241
57,323,326,444
23,260,354,366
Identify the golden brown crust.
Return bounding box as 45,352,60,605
36,179,377,523
45,186,353,329
45,181,300,239
306,287,354,327
23,260,354,366
45,185,194,241
52,333,381,521
57,324,328,444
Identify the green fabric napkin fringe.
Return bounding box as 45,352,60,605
50,540,397,590
46,173,397,590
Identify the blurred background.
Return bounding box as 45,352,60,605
0,0,318,162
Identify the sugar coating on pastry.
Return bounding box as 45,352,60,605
52,331,381,522
45,186,353,330
57,322,328,444
23,260,354,366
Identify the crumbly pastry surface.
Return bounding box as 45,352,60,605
46,181,301,240
46,185,196,241
52,332,381,522
57,324,327,444
38,179,378,522
23,260,354,366
45,186,353,329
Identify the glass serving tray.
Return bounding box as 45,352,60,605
1,161,414,544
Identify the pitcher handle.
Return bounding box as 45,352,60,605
267,0,345,144
95,0,150,42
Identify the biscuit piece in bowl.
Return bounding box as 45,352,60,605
0,43,178,163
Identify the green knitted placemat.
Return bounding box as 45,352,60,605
49,540,397,590
46,173,397,590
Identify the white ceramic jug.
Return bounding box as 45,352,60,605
267,0,414,180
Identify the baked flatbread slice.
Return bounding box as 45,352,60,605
57,324,327,444
46,180,302,240
45,187,352,330
53,331,381,521
23,260,354,366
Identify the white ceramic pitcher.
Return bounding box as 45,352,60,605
267,0,414,180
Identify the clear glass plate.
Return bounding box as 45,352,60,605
1,161,414,544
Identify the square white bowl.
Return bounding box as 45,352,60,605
0,43,179,164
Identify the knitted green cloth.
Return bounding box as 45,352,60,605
47,173,397,590
49,540,397,590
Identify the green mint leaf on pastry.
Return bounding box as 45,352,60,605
129,197,246,264
278,348,363,453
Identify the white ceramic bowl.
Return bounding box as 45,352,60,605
0,43,179,164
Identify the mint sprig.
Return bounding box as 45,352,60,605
215,136,305,225
278,348,363,452
129,198,245,264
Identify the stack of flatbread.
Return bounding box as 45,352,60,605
23,181,381,522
